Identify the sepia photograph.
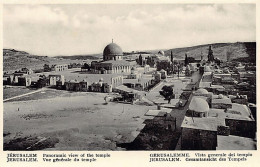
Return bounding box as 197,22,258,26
3,3,256,151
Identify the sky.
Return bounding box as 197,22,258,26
3,4,256,56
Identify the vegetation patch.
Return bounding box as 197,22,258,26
4,136,59,151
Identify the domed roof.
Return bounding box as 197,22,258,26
158,50,165,56
196,88,208,94
69,79,77,83
204,66,211,72
218,94,224,99
103,43,123,56
189,98,209,112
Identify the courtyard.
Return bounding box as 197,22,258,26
4,90,155,150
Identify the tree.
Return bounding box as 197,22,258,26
187,57,195,63
159,85,173,100
185,53,188,66
147,56,155,67
138,54,143,66
156,61,171,73
83,63,90,71
43,64,51,72
37,75,48,88
170,51,173,63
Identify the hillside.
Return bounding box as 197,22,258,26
3,49,51,71
3,49,99,72
164,42,256,62
54,54,101,60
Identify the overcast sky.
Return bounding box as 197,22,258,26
3,4,256,56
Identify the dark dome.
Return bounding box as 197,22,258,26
103,43,123,56
158,50,165,56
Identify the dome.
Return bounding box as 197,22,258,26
69,79,76,83
218,94,224,99
158,50,165,56
204,66,211,72
196,88,208,94
103,43,123,57
189,98,209,112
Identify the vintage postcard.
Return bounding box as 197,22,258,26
0,0,259,167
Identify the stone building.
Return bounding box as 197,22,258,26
51,64,68,72
20,68,33,74
181,123,218,150
49,75,65,86
181,96,256,150
211,95,232,109
186,97,210,118
65,79,88,92
9,73,25,85
144,65,150,73
160,69,167,79
194,88,209,96
89,82,103,92
225,103,256,138
91,42,136,74
181,98,229,150
127,67,141,79
181,98,219,150
111,76,124,88
88,79,113,93
103,83,113,93
18,76,31,86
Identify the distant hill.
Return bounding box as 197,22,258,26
3,49,51,71
3,49,101,71
54,54,101,60
164,42,256,62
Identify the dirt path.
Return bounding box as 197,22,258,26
3,88,46,102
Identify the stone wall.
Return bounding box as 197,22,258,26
217,125,230,136
181,128,217,150
211,103,232,110
225,119,256,138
